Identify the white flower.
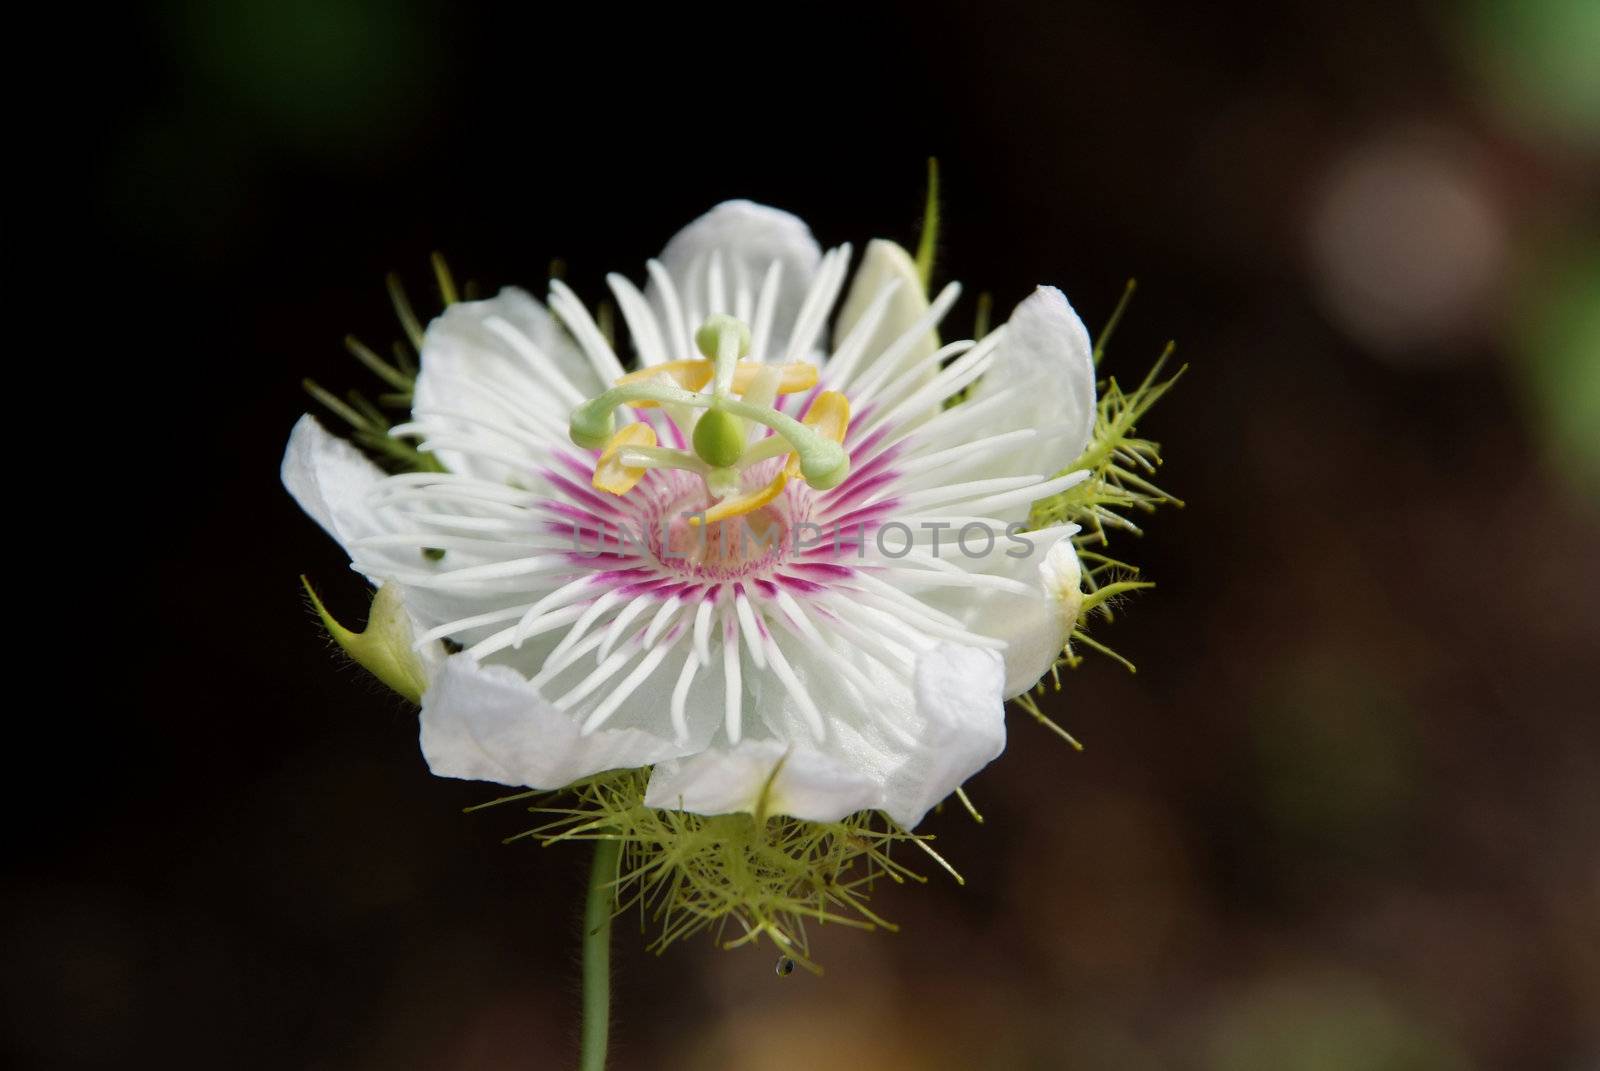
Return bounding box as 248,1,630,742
283,200,1096,829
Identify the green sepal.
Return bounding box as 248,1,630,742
301,577,429,704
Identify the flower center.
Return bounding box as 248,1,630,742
652,493,793,581
570,315,853,527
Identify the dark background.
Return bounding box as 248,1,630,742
11,1,1598,1068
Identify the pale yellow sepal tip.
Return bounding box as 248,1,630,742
593,422,657,495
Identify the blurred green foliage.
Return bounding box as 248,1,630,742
1514,248,1600,499
1249,653,1418,861
1206,974,1472,1071
164,0,441,152
1461,0,1600,146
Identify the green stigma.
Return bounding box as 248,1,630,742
695,313,751,366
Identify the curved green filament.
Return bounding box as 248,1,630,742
570,382,848,489
569,382,696,448
716,397,848,488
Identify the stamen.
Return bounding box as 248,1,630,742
593,423,657,494
786,391,849,477
574,384,844,481
705,396,849,488
571,309,852,526
690,390,849,526
689,469,788,526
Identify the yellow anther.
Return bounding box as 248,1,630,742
593,422,657,495
785,390,850,478
612,360,819,406
689,468,789,526
613,360,714,397
803,390,849,440
739,361,818,397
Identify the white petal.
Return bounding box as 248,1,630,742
729,633,1008,829
283,417,547,644
420,656,696,790
887,643,1008,827
652,201,821,357
829,239,938,386
413,287,597,479
282,415,449,681
282,414,404,581
925,526,1084,698
643,739,880,822
965,286,1097,479
758,639,1009,829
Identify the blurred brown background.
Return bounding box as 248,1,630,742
10,1,1597,1068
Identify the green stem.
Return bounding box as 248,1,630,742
579,838,620,1071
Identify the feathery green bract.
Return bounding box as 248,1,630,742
476,769,958,973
